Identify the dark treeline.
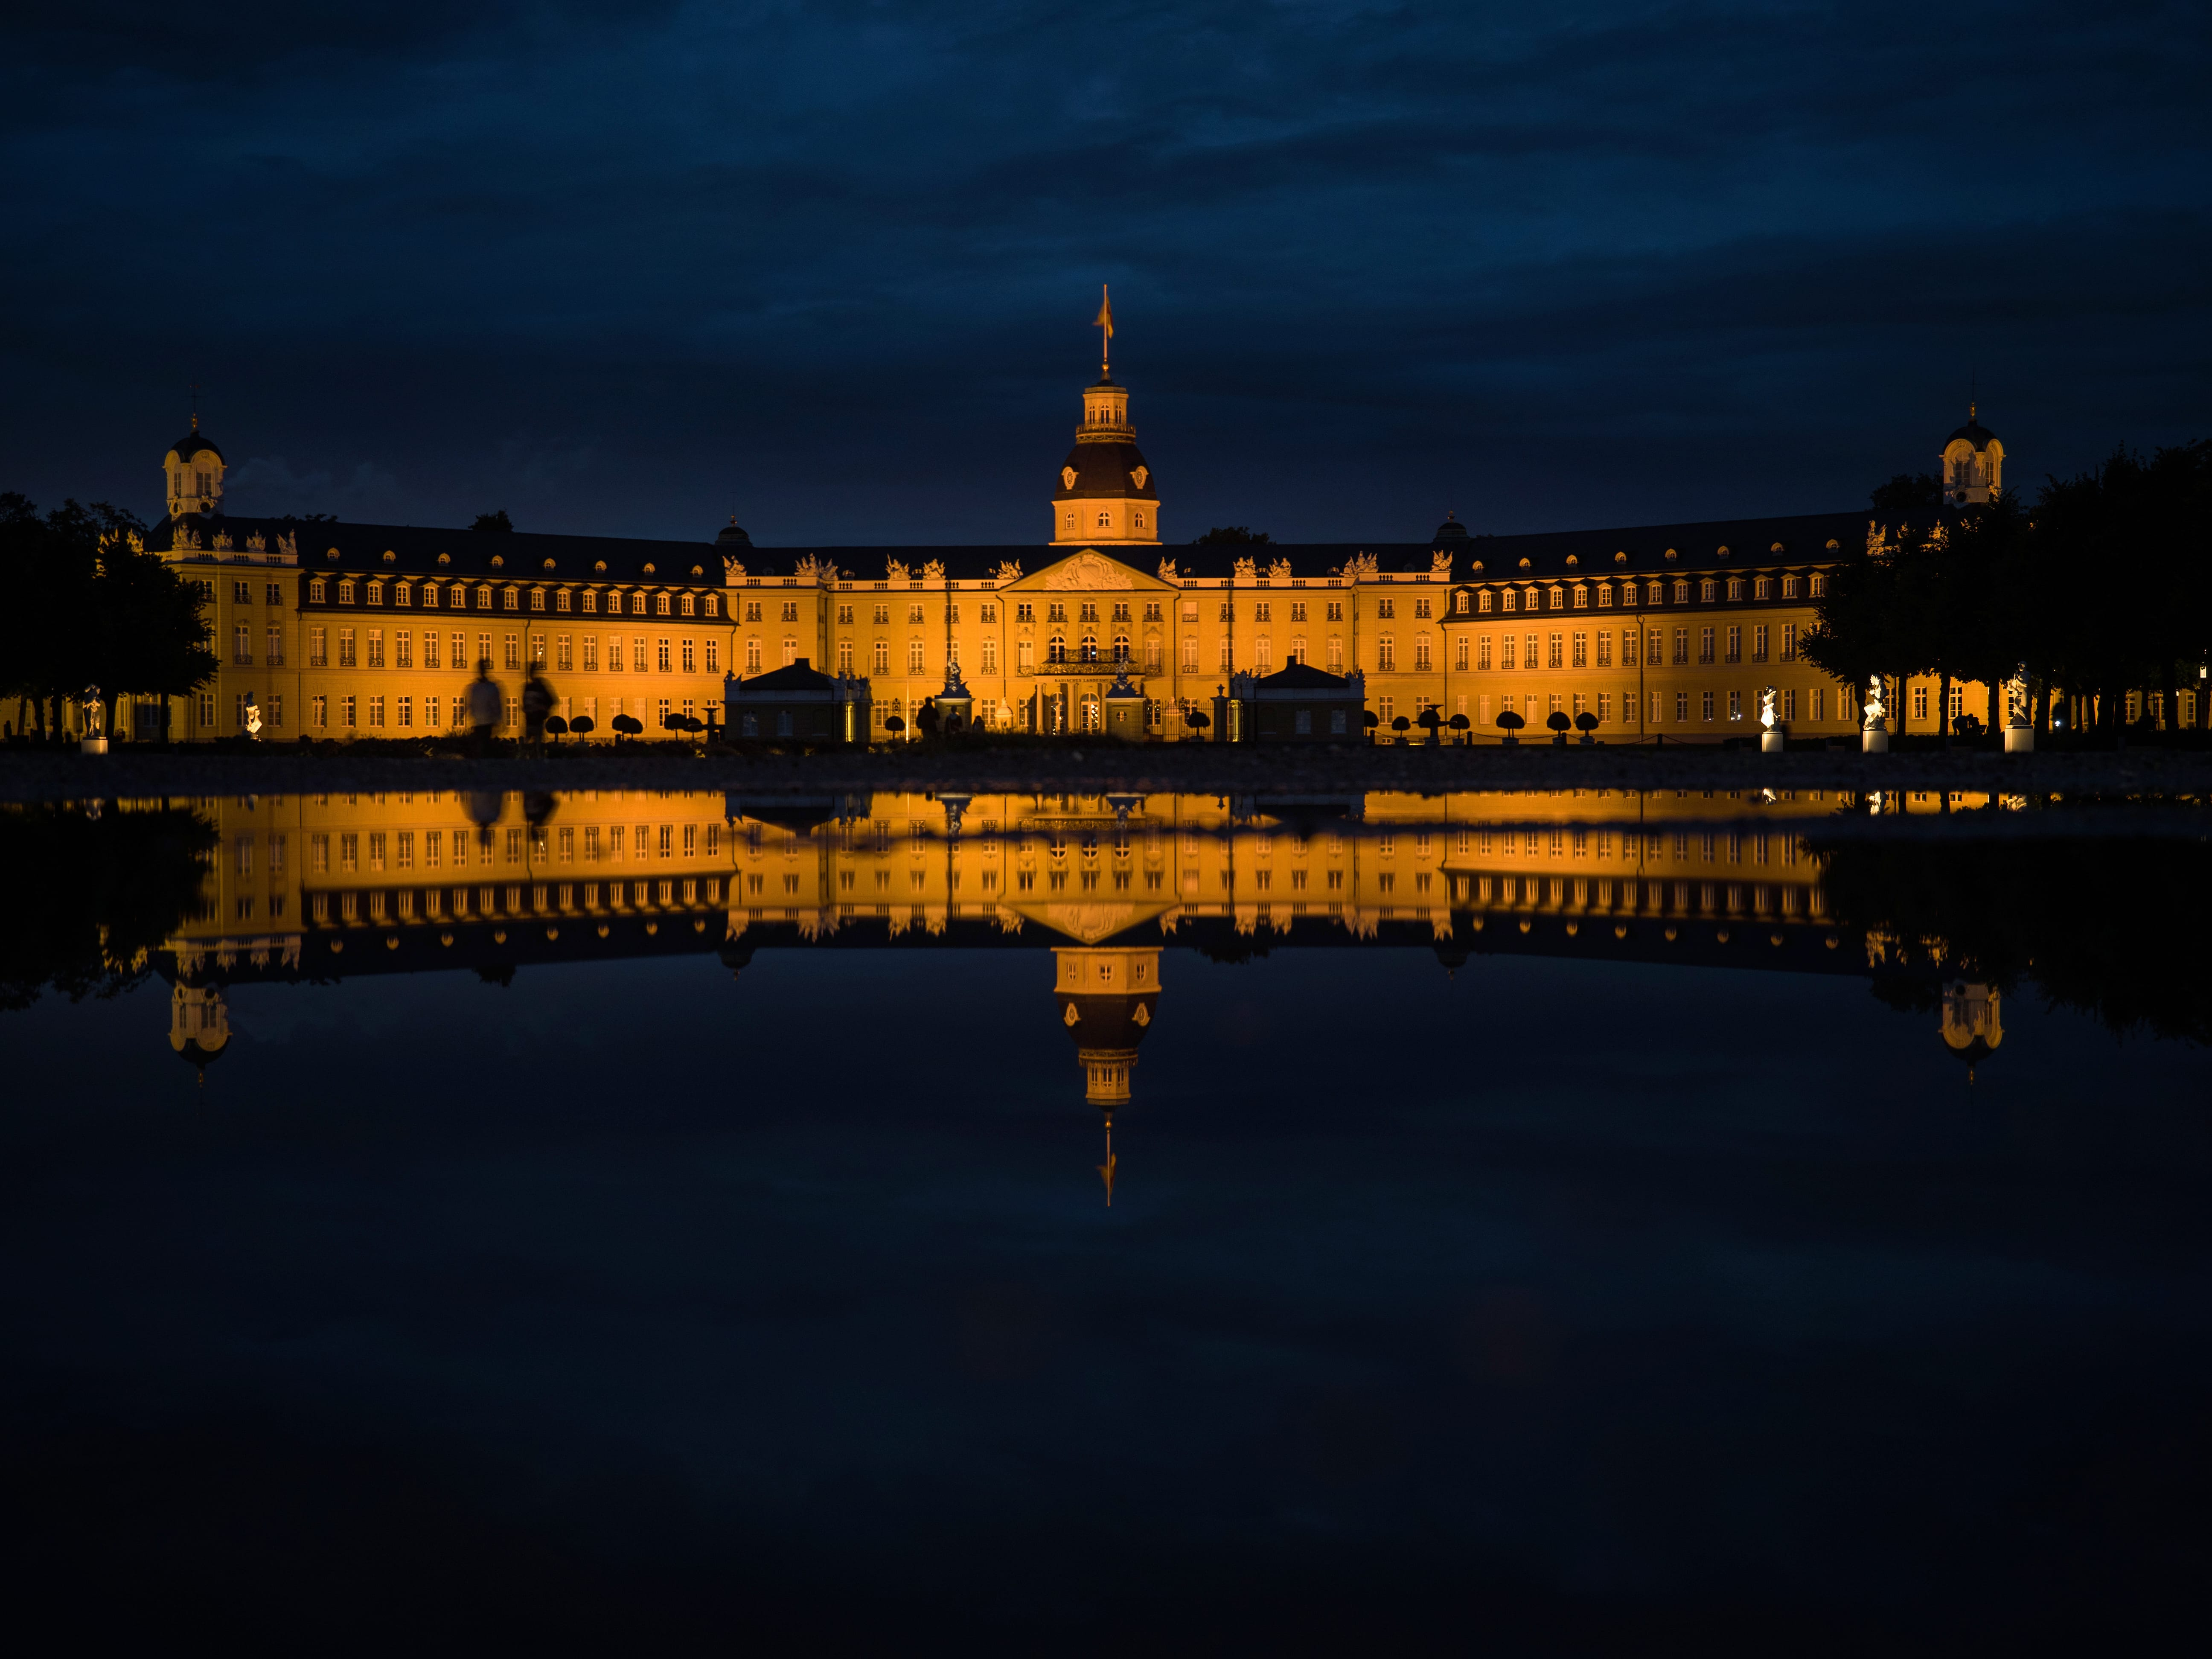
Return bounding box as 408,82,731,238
1817,823,2212,1045
1800,442,2212,739
0,804,218,1009
0,494,217,741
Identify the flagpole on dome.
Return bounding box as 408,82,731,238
1094,285,1113,378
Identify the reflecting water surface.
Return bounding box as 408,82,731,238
3,788,2209,1650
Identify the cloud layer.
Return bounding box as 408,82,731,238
4,1,2207,542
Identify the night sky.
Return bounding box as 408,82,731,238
6,2,2207,546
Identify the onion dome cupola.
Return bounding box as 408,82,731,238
1940,405,2004,506
163,417,227,520
715,516,754,549
1432,511,1470,546
1051,287,1159,546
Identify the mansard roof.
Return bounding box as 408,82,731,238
147,507,1867,585
1251,661,1356,691
149,515,727,584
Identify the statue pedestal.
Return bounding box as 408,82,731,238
2004,725,2034,753
1862,727,1889,754
80,736,108,755
1761,729,1785,753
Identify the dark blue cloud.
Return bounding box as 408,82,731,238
2,1,2206,541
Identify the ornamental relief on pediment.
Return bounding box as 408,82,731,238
1034,550,1155,591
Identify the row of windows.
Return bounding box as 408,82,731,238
309,822,722,873
1453,687,1837,724
1460,573,1825,615
301,692,701,731
301,629,718,674
302,578,720,618
1464,625,1800,670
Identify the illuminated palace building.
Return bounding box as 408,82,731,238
158,786,2006,1190
143,341,2020,743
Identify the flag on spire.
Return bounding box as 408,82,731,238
1094,285,1113,373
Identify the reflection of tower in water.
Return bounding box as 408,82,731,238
1940,980,2003,1082
170,981,230,1083
1054,946,1161,1206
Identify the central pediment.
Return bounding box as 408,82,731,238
1016,549,1177,591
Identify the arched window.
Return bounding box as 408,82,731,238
503,585,520,610
1048,635,1067,665
1113,634,1129,663
1080,634,1098,663
1096,511,1110,529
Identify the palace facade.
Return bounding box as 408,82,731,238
140,346,2023,744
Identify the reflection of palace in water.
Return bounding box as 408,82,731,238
161,786,2002,1126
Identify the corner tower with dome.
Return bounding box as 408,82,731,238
1941,406,2004,506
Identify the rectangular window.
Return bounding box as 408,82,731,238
635,639,650,672
1597,692,1611,724
1781,623,1797,662
557,634,573,671
1783,688,1797,722
309,625,327,667
1728,690,1741,721
1723,625,1739,663
1699,627,1715,665
1675,691,1689,722
1913,684,1929,721
1702,690,1715,721
1477,635,1492,670
397,696,413,728
341,695,356,728
503,634,519,670
367,695,384,728
557,589,572,612
311,695,327,729
1455,636,1469,671
1500,634,1516,672
704,640,719,673
1547,632,1563,669
1752,624,1768,661
1812,687,1825,722
395,630,413,669
366,629,384,669
583,636,599,672
1571,631,1587,668
681,638,695,672
1377,637,1395,672
338,627,356,667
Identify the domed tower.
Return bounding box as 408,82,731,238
1940,405,2003,506
1054,945,1162,1204
163,418,227,520
169,981,230,1073
1051,288,1159,547
1939,979,2003,1082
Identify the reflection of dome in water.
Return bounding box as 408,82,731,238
1054,947,1161,1112
1940,980,2003,1077
170,983,230,1073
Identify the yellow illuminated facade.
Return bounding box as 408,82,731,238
133,339,2029,745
